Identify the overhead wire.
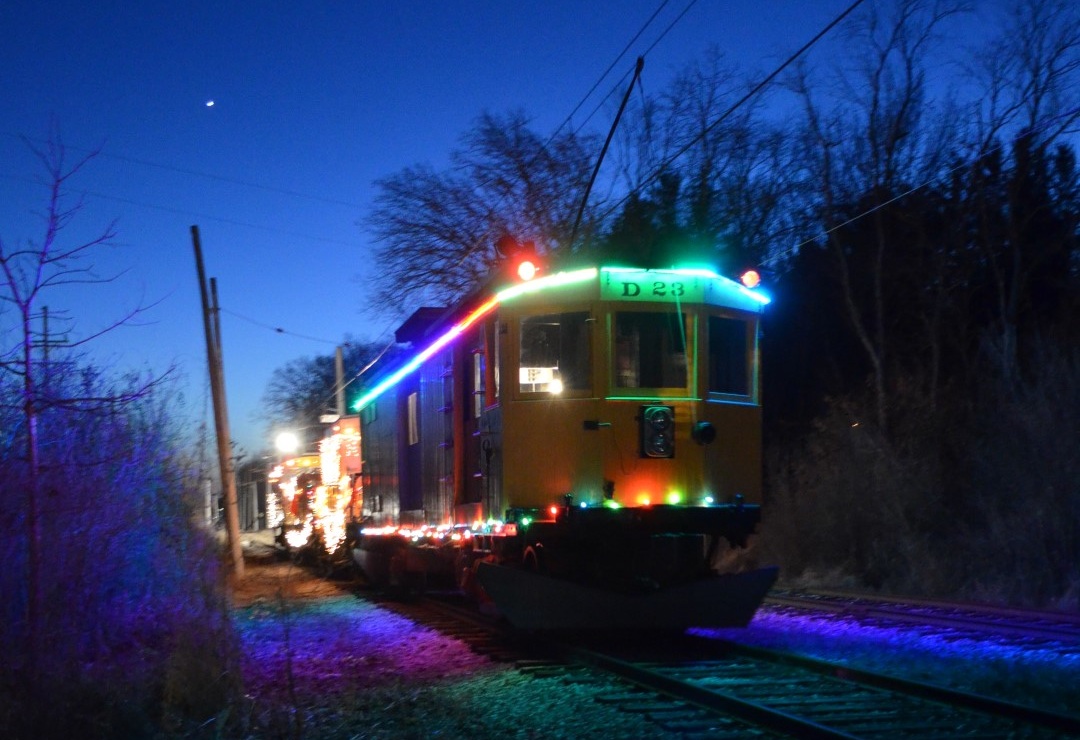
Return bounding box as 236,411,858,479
592,0,868,227
218,302,402,416
218,307,344,346
5,131,359,209
569,0,699,137
763,103,1080,268
0,173,365,249
546,0,677,142
313,335,398,414
4,134,386,363
449,0,695,269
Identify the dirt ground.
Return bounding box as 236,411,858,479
223,530,353,607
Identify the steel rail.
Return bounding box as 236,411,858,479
713,637,1080,736
378,593,1080,738
766,590,1080,644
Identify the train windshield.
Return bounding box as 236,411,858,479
708,315,751,397
519,311,592,394
614,311,688,390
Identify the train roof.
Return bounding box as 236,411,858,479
353,264,769,413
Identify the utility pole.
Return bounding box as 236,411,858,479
335,345,345,418
31,306,70,390
191,225,244,578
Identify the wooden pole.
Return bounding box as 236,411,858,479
335,345,345,417
191,225,244,578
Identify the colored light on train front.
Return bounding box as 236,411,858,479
517,258,538,281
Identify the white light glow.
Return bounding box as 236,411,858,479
276,431,300,453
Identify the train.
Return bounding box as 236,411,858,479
345,249,778,630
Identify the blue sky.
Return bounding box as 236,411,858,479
0,1,999,455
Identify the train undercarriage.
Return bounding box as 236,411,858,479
348,499,776,631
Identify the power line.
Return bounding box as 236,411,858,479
0,172,366,249
450,0,697,270
5,132,358,209
570,0,699,137
594,0,867,225
548,0,678,141
765,104,1080,267
217,307,343,345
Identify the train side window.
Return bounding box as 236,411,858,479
471,350,484,418
708,315,750,397
486,319,500,404
614,311,688,389
407,392,419,445
519,312,591,394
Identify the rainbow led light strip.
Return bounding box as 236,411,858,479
353,267,598,411
352,265,769,411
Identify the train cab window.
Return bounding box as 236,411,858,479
519,312,591,395
614,311,688,389
708,315,751,398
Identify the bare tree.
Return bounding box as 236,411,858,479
532,46,793,280
259,339,388,449
366,110,597,310
787,0,965,431
0,128,165,677
963,0,1080,377
967,0,1080,152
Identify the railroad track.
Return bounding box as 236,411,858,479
571,634,1080,738
377,593,1080,738
765,589,1080,646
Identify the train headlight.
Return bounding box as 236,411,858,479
640,405,675,458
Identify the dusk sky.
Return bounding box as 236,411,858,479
1,1,999,456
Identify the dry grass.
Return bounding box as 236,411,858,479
227,554,353,608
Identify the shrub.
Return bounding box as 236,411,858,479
959,340,1080,609
762,338,1080,610
0,369,242,738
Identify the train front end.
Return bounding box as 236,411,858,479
472,266,777,629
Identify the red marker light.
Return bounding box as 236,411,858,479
740,269,761,289
517,259,538,281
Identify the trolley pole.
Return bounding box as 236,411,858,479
191,225,244,578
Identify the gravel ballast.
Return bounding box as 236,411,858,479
230,558,688,739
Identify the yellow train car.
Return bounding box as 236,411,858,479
350,260,777,630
